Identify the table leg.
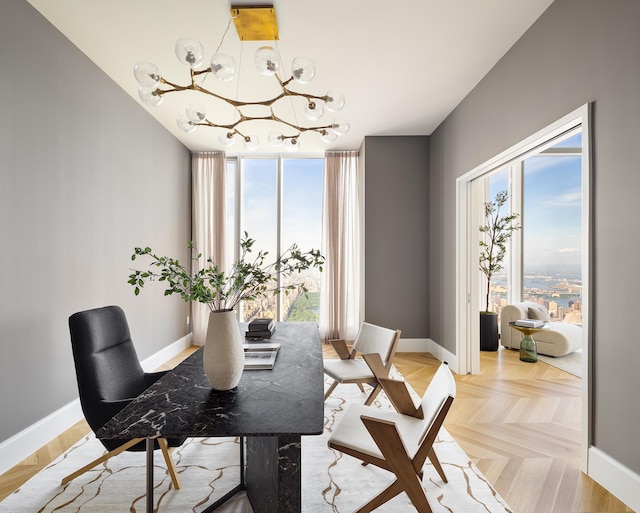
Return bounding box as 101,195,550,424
245,434,301,513
202,436,246,513
146,438,154,513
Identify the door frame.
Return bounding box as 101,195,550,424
455,103,592,471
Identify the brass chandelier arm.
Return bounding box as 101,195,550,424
193,84,287,107
277,75,325,103
160,71,323,108
159,77,286,107
281,87,326,104
198,110,334,136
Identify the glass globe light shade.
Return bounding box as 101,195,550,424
268,131,284,147
255,46,280,76
134,62,161,88
243,135,260,151
219,131,237,147
138,86,163,107
186,104,206,123
291,56,315,84
330,118,350,136
175,38,204,69
325,90,345,112
305,101,324,121
177,114,196,133
284,137,300,152
320,130,337,144
210,53,236,81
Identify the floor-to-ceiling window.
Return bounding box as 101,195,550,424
521,131,583,323
485,128,583,325
225,155,324,323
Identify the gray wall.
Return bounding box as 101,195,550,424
362,136,429,338
429,0,640,473
0,0,191,443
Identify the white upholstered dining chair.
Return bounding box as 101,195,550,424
323,322,401,405
328,360,456,513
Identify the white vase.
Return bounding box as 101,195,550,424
203,310,245,390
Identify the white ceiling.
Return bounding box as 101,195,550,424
26,0,554,154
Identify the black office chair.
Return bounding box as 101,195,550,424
63,305,184,488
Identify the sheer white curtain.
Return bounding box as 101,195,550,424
191,152,226,345
319,150,364,341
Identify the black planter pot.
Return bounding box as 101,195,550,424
480,312,499,351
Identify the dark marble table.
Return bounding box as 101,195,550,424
96,321,324,513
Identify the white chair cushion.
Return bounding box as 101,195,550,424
323,359,373,382
328,403,425,460
353,322,398,363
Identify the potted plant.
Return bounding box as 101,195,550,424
479,190,520,351
128,232,324,389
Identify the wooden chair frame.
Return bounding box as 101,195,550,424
324,325,401,405
61,437,181,489
328,361,455,513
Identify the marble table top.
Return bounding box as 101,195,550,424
96,321,324,440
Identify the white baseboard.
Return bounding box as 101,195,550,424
0,334,193,477
140,334,193,372
588,446,640,511
0,399,84,476
396,338,459,374
396,337,430,352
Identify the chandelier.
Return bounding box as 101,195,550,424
133,5,349,152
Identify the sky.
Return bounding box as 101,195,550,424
228,157,324,262
490,131,583,268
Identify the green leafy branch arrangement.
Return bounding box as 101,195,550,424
128,232,324,312
479,190,520,313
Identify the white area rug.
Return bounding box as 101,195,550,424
0,374,513,513
538,348,582,378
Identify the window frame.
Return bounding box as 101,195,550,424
485,127,583,320
225,154,325,322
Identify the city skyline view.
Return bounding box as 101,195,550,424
488,130,583,324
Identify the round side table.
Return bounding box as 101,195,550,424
508,322,547,363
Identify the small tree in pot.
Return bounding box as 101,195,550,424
479,190,520,350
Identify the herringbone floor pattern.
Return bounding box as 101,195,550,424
0,345,634,512
392,348,632,513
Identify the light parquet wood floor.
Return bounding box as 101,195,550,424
392,348,632,513
0,345,634,512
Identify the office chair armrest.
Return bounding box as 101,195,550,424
328,338,353,360
101,398,134,414
88,398,135,433
144,370,168,388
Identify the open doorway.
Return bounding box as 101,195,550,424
455,103,591,470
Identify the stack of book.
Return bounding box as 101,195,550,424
243,341,281,370
244,318,278,369
514,319,546,328
245,318,275,340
